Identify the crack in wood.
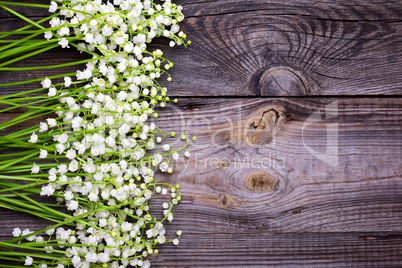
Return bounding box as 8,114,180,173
259,67,309,96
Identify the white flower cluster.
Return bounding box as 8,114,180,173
19,0,191,267
13,223,182,267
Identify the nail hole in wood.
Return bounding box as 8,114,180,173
285,112,293,121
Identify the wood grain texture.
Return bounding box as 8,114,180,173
1,0,402,95
169,0,402,96
1,209,402,267
0,98,401,267
149,233,402,267
150,97,402,233
1,1,402,267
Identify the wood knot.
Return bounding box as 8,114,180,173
244,108,281,146
219,194,233,208
259,67,308,96
284,112,293,121
245,171,277,192
212,159,230,170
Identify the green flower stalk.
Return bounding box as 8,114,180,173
0,0,193,267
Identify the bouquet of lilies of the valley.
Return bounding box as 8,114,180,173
0,0,194,267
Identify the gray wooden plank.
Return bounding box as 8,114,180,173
167,0,402,95
148,233,402,267
0,96,401,266
1,209,402,268
148,97,402,233
1,98,401,234
1,0,402,95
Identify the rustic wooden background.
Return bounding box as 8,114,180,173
1,0,402,267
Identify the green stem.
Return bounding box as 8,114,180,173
0,72,77,87
0,181,43,193
0,152,38,172
0,57,93,71
0,43,59,67
0,2,50,9
0,241,68,255
0,251,65,260
0,5,46,30
0,14,56,39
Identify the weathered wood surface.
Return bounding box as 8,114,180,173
148,98,402,233
1,0,402,267
1,0,402,95
1,98,402,266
